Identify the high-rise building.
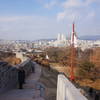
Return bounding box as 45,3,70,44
57,33,66,42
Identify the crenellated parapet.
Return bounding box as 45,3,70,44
0,59,33,93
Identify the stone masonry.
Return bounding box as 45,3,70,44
0,59,33,94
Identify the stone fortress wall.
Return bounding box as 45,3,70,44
0,59,33,93
57,74,87,100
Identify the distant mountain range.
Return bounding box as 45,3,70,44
79,35,100,40
33,38,56,42
0,35,100,42
34,35,100,42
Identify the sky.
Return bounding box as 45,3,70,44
0,0,100,40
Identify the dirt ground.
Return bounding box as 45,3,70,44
50,63,70,76
38,62,100,100
76,79,100,90
50,63,100,91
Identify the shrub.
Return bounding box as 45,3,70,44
79,61,95,72
77,61,95,78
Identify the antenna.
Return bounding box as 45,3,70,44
70,22,77,81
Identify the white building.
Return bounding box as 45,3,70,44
57,33,66,42
16,52,28,62
53,33,67,47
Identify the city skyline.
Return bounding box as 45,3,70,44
0,0,100,40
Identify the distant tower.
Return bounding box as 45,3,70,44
61,34,64,41
57,33,66,41
70,22,77,81
71,23,77,47
61,34,66,41
57,34,61,41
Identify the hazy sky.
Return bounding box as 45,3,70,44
0,0,100,40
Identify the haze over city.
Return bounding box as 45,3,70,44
0,0,100,40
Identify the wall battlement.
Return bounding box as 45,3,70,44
0,59,33,93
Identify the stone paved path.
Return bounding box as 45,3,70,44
0,62,44,100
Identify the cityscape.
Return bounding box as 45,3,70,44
0,0,100,100
0,32,100,52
